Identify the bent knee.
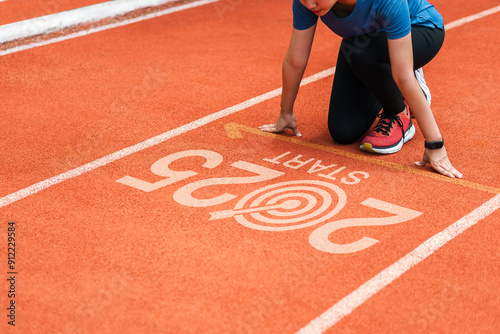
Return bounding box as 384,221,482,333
328,125,360,145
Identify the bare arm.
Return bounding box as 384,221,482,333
388,34,462,178
259,24,317,136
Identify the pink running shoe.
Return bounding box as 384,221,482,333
360,103,415,154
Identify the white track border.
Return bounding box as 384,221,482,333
0,0,220,56
0,0,205,43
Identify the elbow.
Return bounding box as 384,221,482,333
284,53,308,70
392,70,415,90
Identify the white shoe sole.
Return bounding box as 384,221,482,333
360,123,415,155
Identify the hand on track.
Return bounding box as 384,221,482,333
259,113,302,137
415,147,463,178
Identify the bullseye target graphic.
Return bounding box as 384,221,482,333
209,180,347,231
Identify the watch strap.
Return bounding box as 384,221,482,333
425,139,444,150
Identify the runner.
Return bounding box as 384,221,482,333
259,0,463,178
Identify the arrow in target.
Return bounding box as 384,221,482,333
209,200,301,220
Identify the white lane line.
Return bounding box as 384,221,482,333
0,67,335,209
444,5,500,30
0,0,192,44
0,0,219,56
296,194,500,334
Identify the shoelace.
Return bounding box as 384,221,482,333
374,113,404,137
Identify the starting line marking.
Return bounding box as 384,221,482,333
225,123,500,195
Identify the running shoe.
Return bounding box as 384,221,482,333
415,67,431,106
360,103,415,154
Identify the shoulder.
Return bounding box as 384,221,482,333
293,0,318,30
373,0,412,39
373,0,409,20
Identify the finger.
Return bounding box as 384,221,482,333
438,168,456,178
435,159,463,179
258,124,275,130
430,162,458,178
415,160,427,167
293,127,302,137
431,164,454,178
415,156,429,167
447,165,463,179
451,168,463,179
259,124,280,133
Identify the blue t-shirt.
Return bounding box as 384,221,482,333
293,0,444,39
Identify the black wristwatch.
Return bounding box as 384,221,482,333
425,139,444,150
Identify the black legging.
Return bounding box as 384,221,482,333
328,26,445,144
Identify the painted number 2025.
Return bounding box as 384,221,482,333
116,150,422,254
